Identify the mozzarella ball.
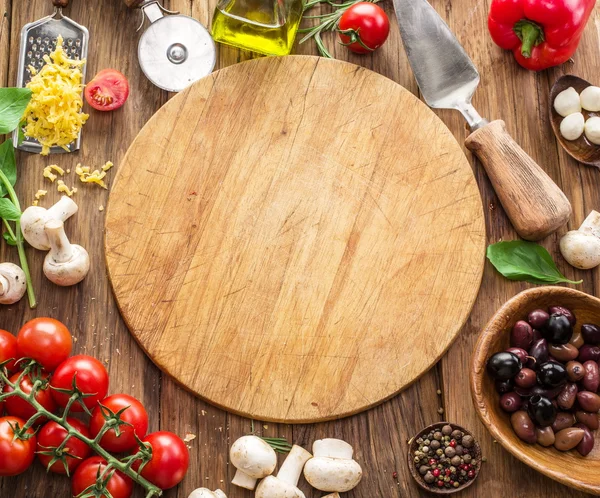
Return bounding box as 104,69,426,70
560,112,585,141
585,116,600,145
554,87,581,117
580,86,600,112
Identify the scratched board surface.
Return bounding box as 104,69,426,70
2,0,600,497
104,55,485,423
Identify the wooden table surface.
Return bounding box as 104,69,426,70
1,0,599,497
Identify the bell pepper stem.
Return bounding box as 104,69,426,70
514,20,545,59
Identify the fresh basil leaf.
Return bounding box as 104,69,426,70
487,240,582,285
2,231,16,246
0,88,31,134
0,198,21,221
0,140,16,198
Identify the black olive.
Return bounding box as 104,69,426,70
542,313,573,345
528,338,549,369
487,352,521,380
527,395,557,427
537,362,568,388
495,378,514,394
581,324,600,344
548,306,576,326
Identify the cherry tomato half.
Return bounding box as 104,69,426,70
4,371,56,424
50,355,109,412
131,432,189,490
338,3,390,54
85,69,130,111
37,418,90,474
17,318,72,372
72,456,133,498
0,329,18,372
90,394,149,453
0,416,36,476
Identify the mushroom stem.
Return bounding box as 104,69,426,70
231,470,258,490
47,195,79,223
45,219,74,263
277,445,313,487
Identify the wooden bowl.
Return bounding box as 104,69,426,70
407,422,482,494
549,75,600,168
471,287,600,494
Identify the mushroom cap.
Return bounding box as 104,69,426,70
229,435,277,479
188,489,227,498
0,263,27,305
304,456,363,492
43,244,90,286
20,206,53,250
255,475,306,498
560,230,600,270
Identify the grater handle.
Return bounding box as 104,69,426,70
53,0,69,6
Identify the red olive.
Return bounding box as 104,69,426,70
528,309,549,329
566,361,585,381
557,383,578,410
581,324,600,344
578,344,600,363
500,392,522,413
582,360,600,392
575,410,600,430
528,338,548,369
573,423,594,456
554,427,584,451
511,321,534,350
514,368,536,388
548,343,579,362
577,391,600,412
552,412,575,432
510,410,537,444
506,347,528,364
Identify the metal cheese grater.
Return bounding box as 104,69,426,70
13,0,89,154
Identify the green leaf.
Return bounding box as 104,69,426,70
0,198,21,221
487,240,582,285
3,231,16,246
0,88,31,134
0,140,16,198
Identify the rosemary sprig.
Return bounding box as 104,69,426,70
299,0,380,58
249,420,293,454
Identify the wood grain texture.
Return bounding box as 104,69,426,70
465,120,572,241
549,75,600,168
104,55,485,423
471,287,600,495
1,0,600,496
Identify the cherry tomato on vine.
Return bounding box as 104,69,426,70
17,318,72,371
338,3,390,54
90,394,148,453
0,416,36,476
0,329,18,372
131,432,189,490
85,69,130,111
50,355,109,412
37,418,91,474
3,371,56,424
72,456,133,498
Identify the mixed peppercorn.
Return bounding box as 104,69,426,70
412,424,478,490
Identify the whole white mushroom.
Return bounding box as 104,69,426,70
554,87,581,117
303,439,363,493
255,445,312,498
20,196,78,250
560,112,585,141
230,436,277,490
43,219,90,286
188,489,226,498
560,210,600,270
580,86,600,112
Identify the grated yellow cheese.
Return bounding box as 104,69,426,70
101,161,114,172
57,180,77,197
32,189,48,207
43,164,65,182
76,161,113,189
22,35,89,155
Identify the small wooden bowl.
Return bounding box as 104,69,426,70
549,75,600,168
407,422,482,494
471,287,600,494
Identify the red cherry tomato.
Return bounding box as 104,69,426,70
50,355,109,413
72,456,133,498
90,394,148,453
338,2,390,54
85,69,130,111
37,418,90,474
0,329,18,372
131,432,189,490
0,416,36,476
17,318,72,371
3,371,56,424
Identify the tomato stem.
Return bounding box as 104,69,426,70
0,363,162,497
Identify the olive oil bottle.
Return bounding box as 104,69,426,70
211,0,304,56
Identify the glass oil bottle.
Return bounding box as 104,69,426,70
211,0,304,56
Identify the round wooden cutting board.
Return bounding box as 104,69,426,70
105,56,485,423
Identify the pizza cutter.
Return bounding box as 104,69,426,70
125,0,216,92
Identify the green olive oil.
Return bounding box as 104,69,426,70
211,0,303,56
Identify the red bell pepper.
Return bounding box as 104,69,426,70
488,0,596,71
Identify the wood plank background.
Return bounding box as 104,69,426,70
1,0,599,497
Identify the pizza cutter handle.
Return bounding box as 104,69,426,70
53,0,69,7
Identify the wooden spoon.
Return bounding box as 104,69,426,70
549,75,600,168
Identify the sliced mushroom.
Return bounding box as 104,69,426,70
0,263,27,305
560,210,600,270
255,444,312,498
20,196,78,250
188,489,227,498
230,436,277,490
43,219,90,286
303,439,362,493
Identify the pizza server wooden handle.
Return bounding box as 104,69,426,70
465,120,572,241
